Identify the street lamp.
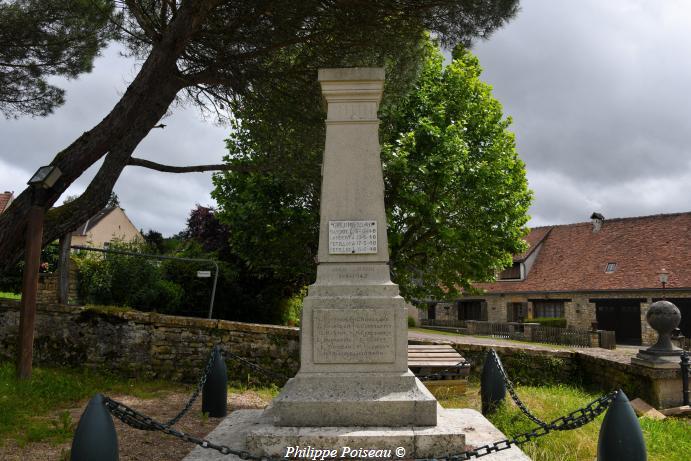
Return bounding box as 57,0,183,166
17,165,62,379
658,269,669,299
28,165,62,189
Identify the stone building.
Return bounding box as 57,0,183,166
71,206,142,248
420,212,691,346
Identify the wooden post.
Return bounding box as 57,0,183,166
17,201,45,379
58,234,71,304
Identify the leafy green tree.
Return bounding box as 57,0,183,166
142,229,165,253
381,45,532,299
0,0,114,118
214,42,532,301
0,0,520,274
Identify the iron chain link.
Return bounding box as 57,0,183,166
104,395,267,459
103,345,286,459
164,345,218,427
489,349,549,428
419,390,616,460
418,360,470,381
101,345,616,460
223,349,290,382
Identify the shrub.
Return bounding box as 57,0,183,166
408,315,417,327
75,240,183,312
531,317,567,328
279,287,306,326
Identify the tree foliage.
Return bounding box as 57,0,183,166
214,42,532,301
183,205,230,256
0,0,520,273
0,0,114,118
382,45,532,299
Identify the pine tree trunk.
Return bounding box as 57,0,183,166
0,0,219,272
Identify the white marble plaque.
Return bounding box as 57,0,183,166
313,309,395,363
328,221,377,254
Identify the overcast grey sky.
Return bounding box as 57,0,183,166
1,0,690,235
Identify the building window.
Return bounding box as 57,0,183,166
533,300,565,318
499,262,522,280
458,301,483,321
605,262,617,273
507,302,527,322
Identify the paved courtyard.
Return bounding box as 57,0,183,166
408,328,639,364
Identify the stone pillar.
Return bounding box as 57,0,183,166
269,68,436,427
523,323,539,342
589,331,600,348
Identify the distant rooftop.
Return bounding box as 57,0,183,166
477,211,691,293
0,191,14,214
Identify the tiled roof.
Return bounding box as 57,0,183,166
513,226,551,261
0,191,13,214
72,207,116,236
477,212,691,293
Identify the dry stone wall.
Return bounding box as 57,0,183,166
0,300,299,384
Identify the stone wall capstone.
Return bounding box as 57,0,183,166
0,299,299,384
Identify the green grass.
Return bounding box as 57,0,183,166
0,292,20,300
0,362,279,449
0,362,185,447
438,382,691,461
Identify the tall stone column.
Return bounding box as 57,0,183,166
270,68,437,427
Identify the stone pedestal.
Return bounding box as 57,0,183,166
631,352,681,369
183,409,531,461
269,68,437,429
630,299,684,407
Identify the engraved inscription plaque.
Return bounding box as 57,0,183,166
328,221,377,254
313,309,395,363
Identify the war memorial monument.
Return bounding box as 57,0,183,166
184,68,528,460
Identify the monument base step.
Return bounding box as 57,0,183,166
183,408,531,460
269,372,437,427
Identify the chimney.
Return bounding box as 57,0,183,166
590,212,605,232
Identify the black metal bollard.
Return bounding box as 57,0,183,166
202,345,228,417
681,350,689,406
70,393,118,461
597,390,647,461
481,350,506,415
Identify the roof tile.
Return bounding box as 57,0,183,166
478,212,691,293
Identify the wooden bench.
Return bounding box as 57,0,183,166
408,344,470,396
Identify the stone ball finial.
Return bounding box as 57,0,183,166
645,300,681,354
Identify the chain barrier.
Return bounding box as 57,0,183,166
102,345,286,459
223,349,290,382
420,390,617,460
418,360,470,381
100,345,616,460
104,395,265,459
166,346,218,427
489,349,548,428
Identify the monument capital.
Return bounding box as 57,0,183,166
318,67,384,123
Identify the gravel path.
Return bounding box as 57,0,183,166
0,390,271,461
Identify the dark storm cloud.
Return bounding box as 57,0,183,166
0,45,229,236
472,0,691,226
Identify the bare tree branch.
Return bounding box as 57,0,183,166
128,156,257,173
